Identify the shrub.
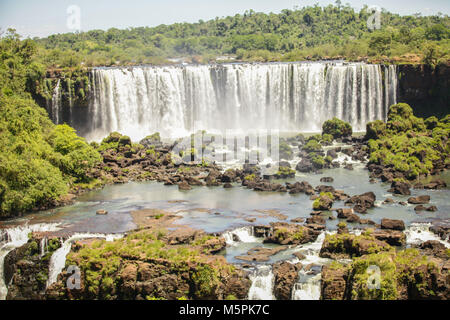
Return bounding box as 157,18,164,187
304,139,322,152
47,124,102,182
118,135,132,146
322,117,353,139
366,120,386,140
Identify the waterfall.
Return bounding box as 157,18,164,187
80,62,398,141
47,233,123,288
405,223,450,248
248,265,275,300
49,79,62,124
222,226,258,245
291,273,322,300
0,223,61,300
290,231,332,300
384,65,398,119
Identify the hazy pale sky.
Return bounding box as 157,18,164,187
1,0,449,38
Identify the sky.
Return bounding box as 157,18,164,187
1,0,449,38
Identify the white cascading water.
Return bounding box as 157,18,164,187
385,64,398,119
0,223,61,300
79,62,398,141
248,265,275,300
50,79,62,124
405,223,450,248
290,231,333,300
222,226,258,245
47,233,123,288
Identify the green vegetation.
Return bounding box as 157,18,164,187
366,103,449,179
321,232,392,258
304,139,322,152
27,4,449,69
0,31,101,217
350,249,438,300
276,166,295,177
62,229,237,300
322,117,353,138
312,192,334,210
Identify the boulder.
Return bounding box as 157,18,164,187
372,229,406,246
381,218,405,231
336,208,354,219
407,195,430,204
345,192,376,213
265,223,320,245
295,158,313,172
346,213,361,223
388,180,411,195
312,194,333,211
414,205,426,212
306,216,326,225
178,181,192,191
424,179,447,190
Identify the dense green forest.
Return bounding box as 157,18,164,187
28,3,450,68
0,30,101,217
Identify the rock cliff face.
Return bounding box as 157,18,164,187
4,234,62,300
397,64,449,119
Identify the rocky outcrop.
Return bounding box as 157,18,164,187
321,247,450,300
312,193,333,211
407,195,430,204
4,234,62,300
380,218,405,231
319,232,392,259
273,261,302,300
6,228,251,301
344,192,376,213
372,229,406,246
320,264,348,300
264,223,320,245
388,180,411,196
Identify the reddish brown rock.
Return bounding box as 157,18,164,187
407,195,430,204
381,218,405,231
273,261,302,300
372,229,406,246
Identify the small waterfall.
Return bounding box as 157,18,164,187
222,226,258,245
290,232,331,300
292,273,321,300
384,65,398,119
0,223,61,300
50,79,62,124
40,237,48,258
81,62,397,141
47,233,123,287
405,223,450,248
248,265,275,300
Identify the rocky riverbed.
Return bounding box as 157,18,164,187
1,111,449,300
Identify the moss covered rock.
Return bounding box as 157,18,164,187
322,117,353,139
